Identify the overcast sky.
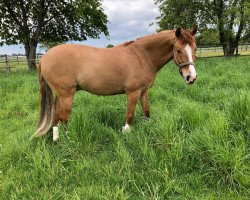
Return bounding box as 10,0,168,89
0,0,159,55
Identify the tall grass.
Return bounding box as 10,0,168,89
0,57,249,199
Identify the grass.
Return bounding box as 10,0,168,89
0,57,250,199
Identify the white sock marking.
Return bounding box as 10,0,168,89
122,123,131,133
53,126,59,142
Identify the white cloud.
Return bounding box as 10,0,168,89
85,0,159,47
0,0,159,54
109,0,158,37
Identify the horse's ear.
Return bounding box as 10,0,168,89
175,27,182,38
191,26,198,36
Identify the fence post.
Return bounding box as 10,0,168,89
17,56,19,65
4,54,10,74
246,42,248,51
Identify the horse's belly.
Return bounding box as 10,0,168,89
77,78,125,95
80,86,125,95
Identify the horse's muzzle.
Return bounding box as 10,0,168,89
179,70,197,84
187,76,196,84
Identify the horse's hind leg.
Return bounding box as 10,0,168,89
52,90,75,141
52,96,60,141
140,90,150,119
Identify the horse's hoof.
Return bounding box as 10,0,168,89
122,124,131,133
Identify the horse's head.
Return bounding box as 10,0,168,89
173,27,197,84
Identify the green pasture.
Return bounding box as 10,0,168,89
0,57,250,199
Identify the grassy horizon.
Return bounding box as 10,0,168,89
0,57,250,199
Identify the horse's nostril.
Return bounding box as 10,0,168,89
186,75,191,81
189,78,196,84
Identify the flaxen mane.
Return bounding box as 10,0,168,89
116,40,134,47
117,30,194,48
116,33,161,47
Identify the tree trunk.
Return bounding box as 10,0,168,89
227,48,236,57
223,43,238,57
225,47,236,57
215,0,241,57
223,46,236,57
25,41,38,70
222,44,228,56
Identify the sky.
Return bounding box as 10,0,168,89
0,0,159,55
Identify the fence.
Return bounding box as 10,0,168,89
196,43,249,58
0,42,249,74
0,54,42,74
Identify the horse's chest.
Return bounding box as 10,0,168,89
147,77,155,88
140,75,155,90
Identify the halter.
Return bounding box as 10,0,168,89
173,48,195,68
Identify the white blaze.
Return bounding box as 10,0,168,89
185,44,197,78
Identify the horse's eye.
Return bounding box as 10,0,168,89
177,49,181,54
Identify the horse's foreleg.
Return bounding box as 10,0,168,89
123,90,141,132
140,90,150,119
53,94,74,141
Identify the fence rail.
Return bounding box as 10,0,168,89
0,43,249,74
196,43,249,58
0,54,41,73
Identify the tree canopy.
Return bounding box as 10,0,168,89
106,44,114,48
196,29,220,46
0,0,109,69
155,0,250,56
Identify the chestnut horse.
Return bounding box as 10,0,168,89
32,28,197,141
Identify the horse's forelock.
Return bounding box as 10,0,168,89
178,30,196,45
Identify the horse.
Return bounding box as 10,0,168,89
32,27,198,141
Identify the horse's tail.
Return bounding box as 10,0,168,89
31,62,54,139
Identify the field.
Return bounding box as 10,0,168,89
0,57,250,199
196,45,250,57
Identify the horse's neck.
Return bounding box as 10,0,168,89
134,31,176,72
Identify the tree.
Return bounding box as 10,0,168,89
196,29,220,46
155,0,250,56
0,0,109,70
39,41,65,52
241,31,250,42
106,44,114,48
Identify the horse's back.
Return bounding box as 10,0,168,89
41,44,128,71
